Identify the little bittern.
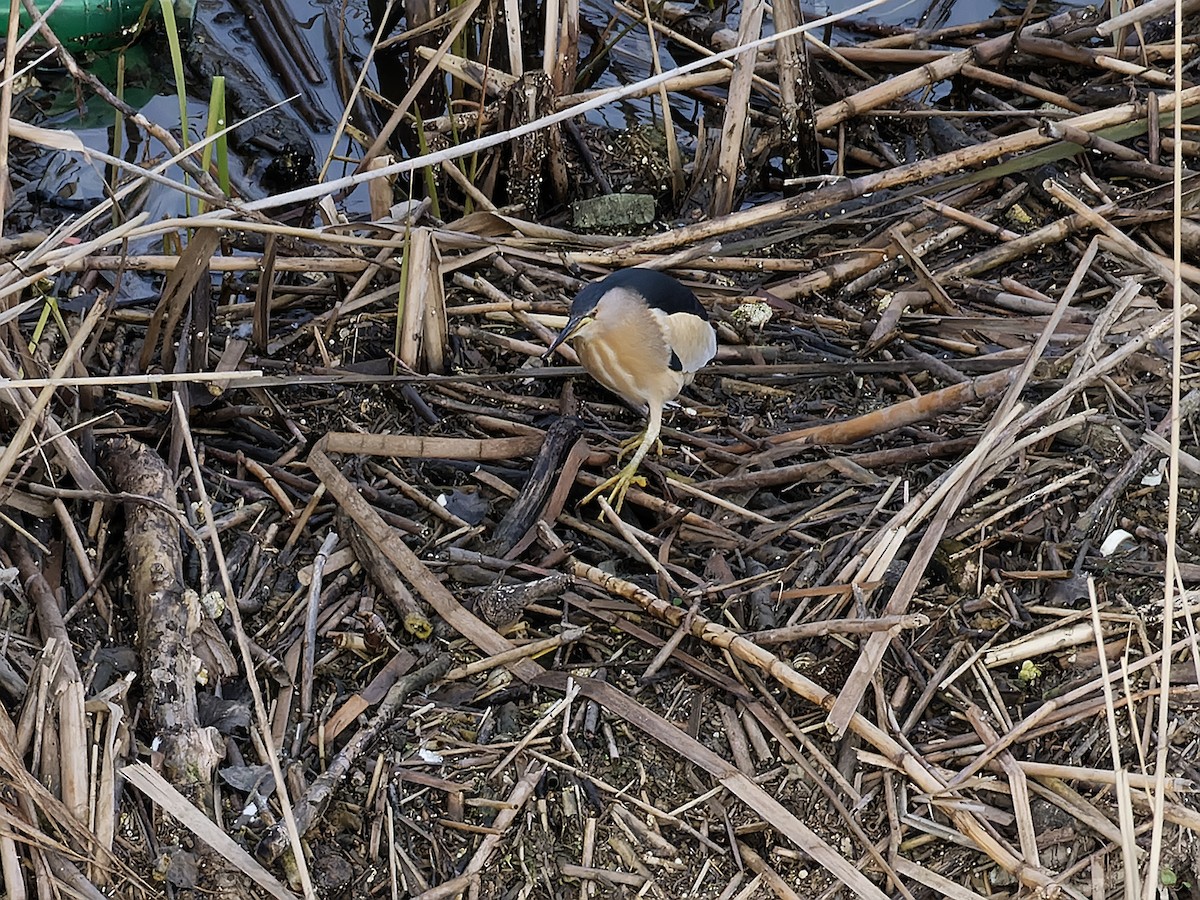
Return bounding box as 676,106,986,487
544,268,717,512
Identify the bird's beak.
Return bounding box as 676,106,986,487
543,314,590,358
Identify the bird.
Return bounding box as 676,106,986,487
543,268,717,513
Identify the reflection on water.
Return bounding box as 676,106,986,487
12,0,1093,230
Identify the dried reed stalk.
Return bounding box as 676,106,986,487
711,0,763,217
567,560,1060,894
620,85,1200,255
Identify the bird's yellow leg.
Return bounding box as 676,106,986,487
581,404,663,513
615,429,663,464
580,460,648,512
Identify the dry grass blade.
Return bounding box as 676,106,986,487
538,671,891,900
121,763,298,899
710,0,762,217
1145,9,1191,889
0,298,106,488
397,227,448,373
10,542,87,823
825,405,1022,736
359,0,485,169
567,560,1061,893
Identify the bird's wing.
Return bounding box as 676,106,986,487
660,310,717,375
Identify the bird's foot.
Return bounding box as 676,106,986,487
580,461,648,514
616,431,662,464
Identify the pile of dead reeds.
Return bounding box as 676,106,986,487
1,0,1199,896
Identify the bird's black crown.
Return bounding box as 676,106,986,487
571,268,709,320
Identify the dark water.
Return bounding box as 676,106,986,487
14,0,1047,232
15,0,378,228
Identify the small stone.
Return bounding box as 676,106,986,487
571,193,656,230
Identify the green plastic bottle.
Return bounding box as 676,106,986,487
18,0,159,53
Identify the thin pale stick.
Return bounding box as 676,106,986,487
1146,13,1187,895
172,396,316,899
